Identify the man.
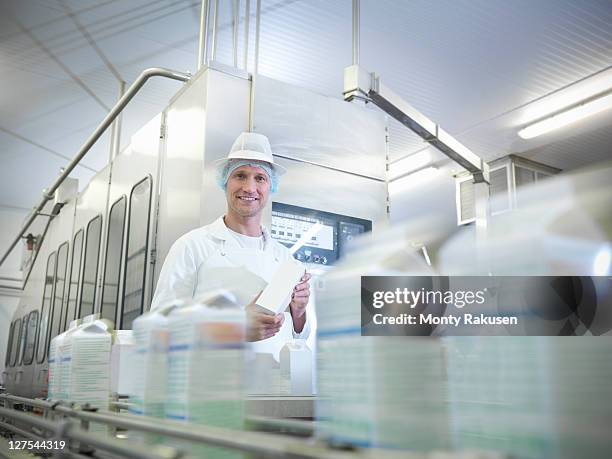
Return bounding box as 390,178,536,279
151,132,311,359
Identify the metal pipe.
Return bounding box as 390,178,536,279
0,396,355,459
232,0,239,67
110,401,131,411
2,395,299,457
0,394,52,409
210,0,219,61
197,0,210,70
0,406,57,433
0,276,22,282
0,419,42,442
108,80,126,164
248,0,261,132
254,0,261,76
0,285,21,290
0,406,177,459
352,0,360,66
0,67,190,269
246,415,315,434
67,428,178,459
243,0,250,69
0,396,433,459
48,409,354,459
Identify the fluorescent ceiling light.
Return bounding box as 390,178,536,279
388,167,438,196
520,68,612,125
388,150,432,180
518,92,612,139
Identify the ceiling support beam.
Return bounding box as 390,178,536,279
343,65,490,184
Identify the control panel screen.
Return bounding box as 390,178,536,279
271,202,372,266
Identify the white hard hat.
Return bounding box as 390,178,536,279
213,132,286,175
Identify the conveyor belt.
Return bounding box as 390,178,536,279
0,394,507,459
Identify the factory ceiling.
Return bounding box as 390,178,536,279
1,0,611,211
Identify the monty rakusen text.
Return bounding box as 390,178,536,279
370,287,519,326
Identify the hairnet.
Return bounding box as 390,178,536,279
217,159,279,193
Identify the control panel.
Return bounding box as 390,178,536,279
271,202,372,266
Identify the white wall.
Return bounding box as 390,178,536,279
0,207,27,379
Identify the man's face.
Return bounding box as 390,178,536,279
226,164,271,218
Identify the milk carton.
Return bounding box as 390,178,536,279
68,317,113,434
280,340,313,395
315,227,451,451
110,330,135,396
166,292,245,458
56,319,81,402
48,332,66,400
130,305,176,419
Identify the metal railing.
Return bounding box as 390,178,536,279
0,394,474,459
0,68,191,270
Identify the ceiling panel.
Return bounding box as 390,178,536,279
1,146,96,210
0,0,611,214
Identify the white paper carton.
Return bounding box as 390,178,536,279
110,330,135,396
130,305,176,419
48,332,65,400
68,319,113,435
56,319,81,402
256,259,305,315
280,340,313,395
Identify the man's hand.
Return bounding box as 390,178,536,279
246,293,285,341
290,273,311,333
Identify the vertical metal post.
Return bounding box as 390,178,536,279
197,0,210,70
115,81,126,156
108,80,125,164
210,0,219,62
352,0,360,66
473,181,490,251
253,0,261,76
248,0,261,132
108,118,117,165
243,0,250,69
233,0,239,67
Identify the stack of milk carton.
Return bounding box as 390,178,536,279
437,166,612,459
128,292,246,457
48,315,113,434
129,304,176,445
165,291,246,458
315,228,452,452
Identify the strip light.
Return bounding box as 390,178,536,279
518,91,612,139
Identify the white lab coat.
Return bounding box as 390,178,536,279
151,216,310,360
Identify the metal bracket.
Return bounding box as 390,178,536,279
344,65,490,184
